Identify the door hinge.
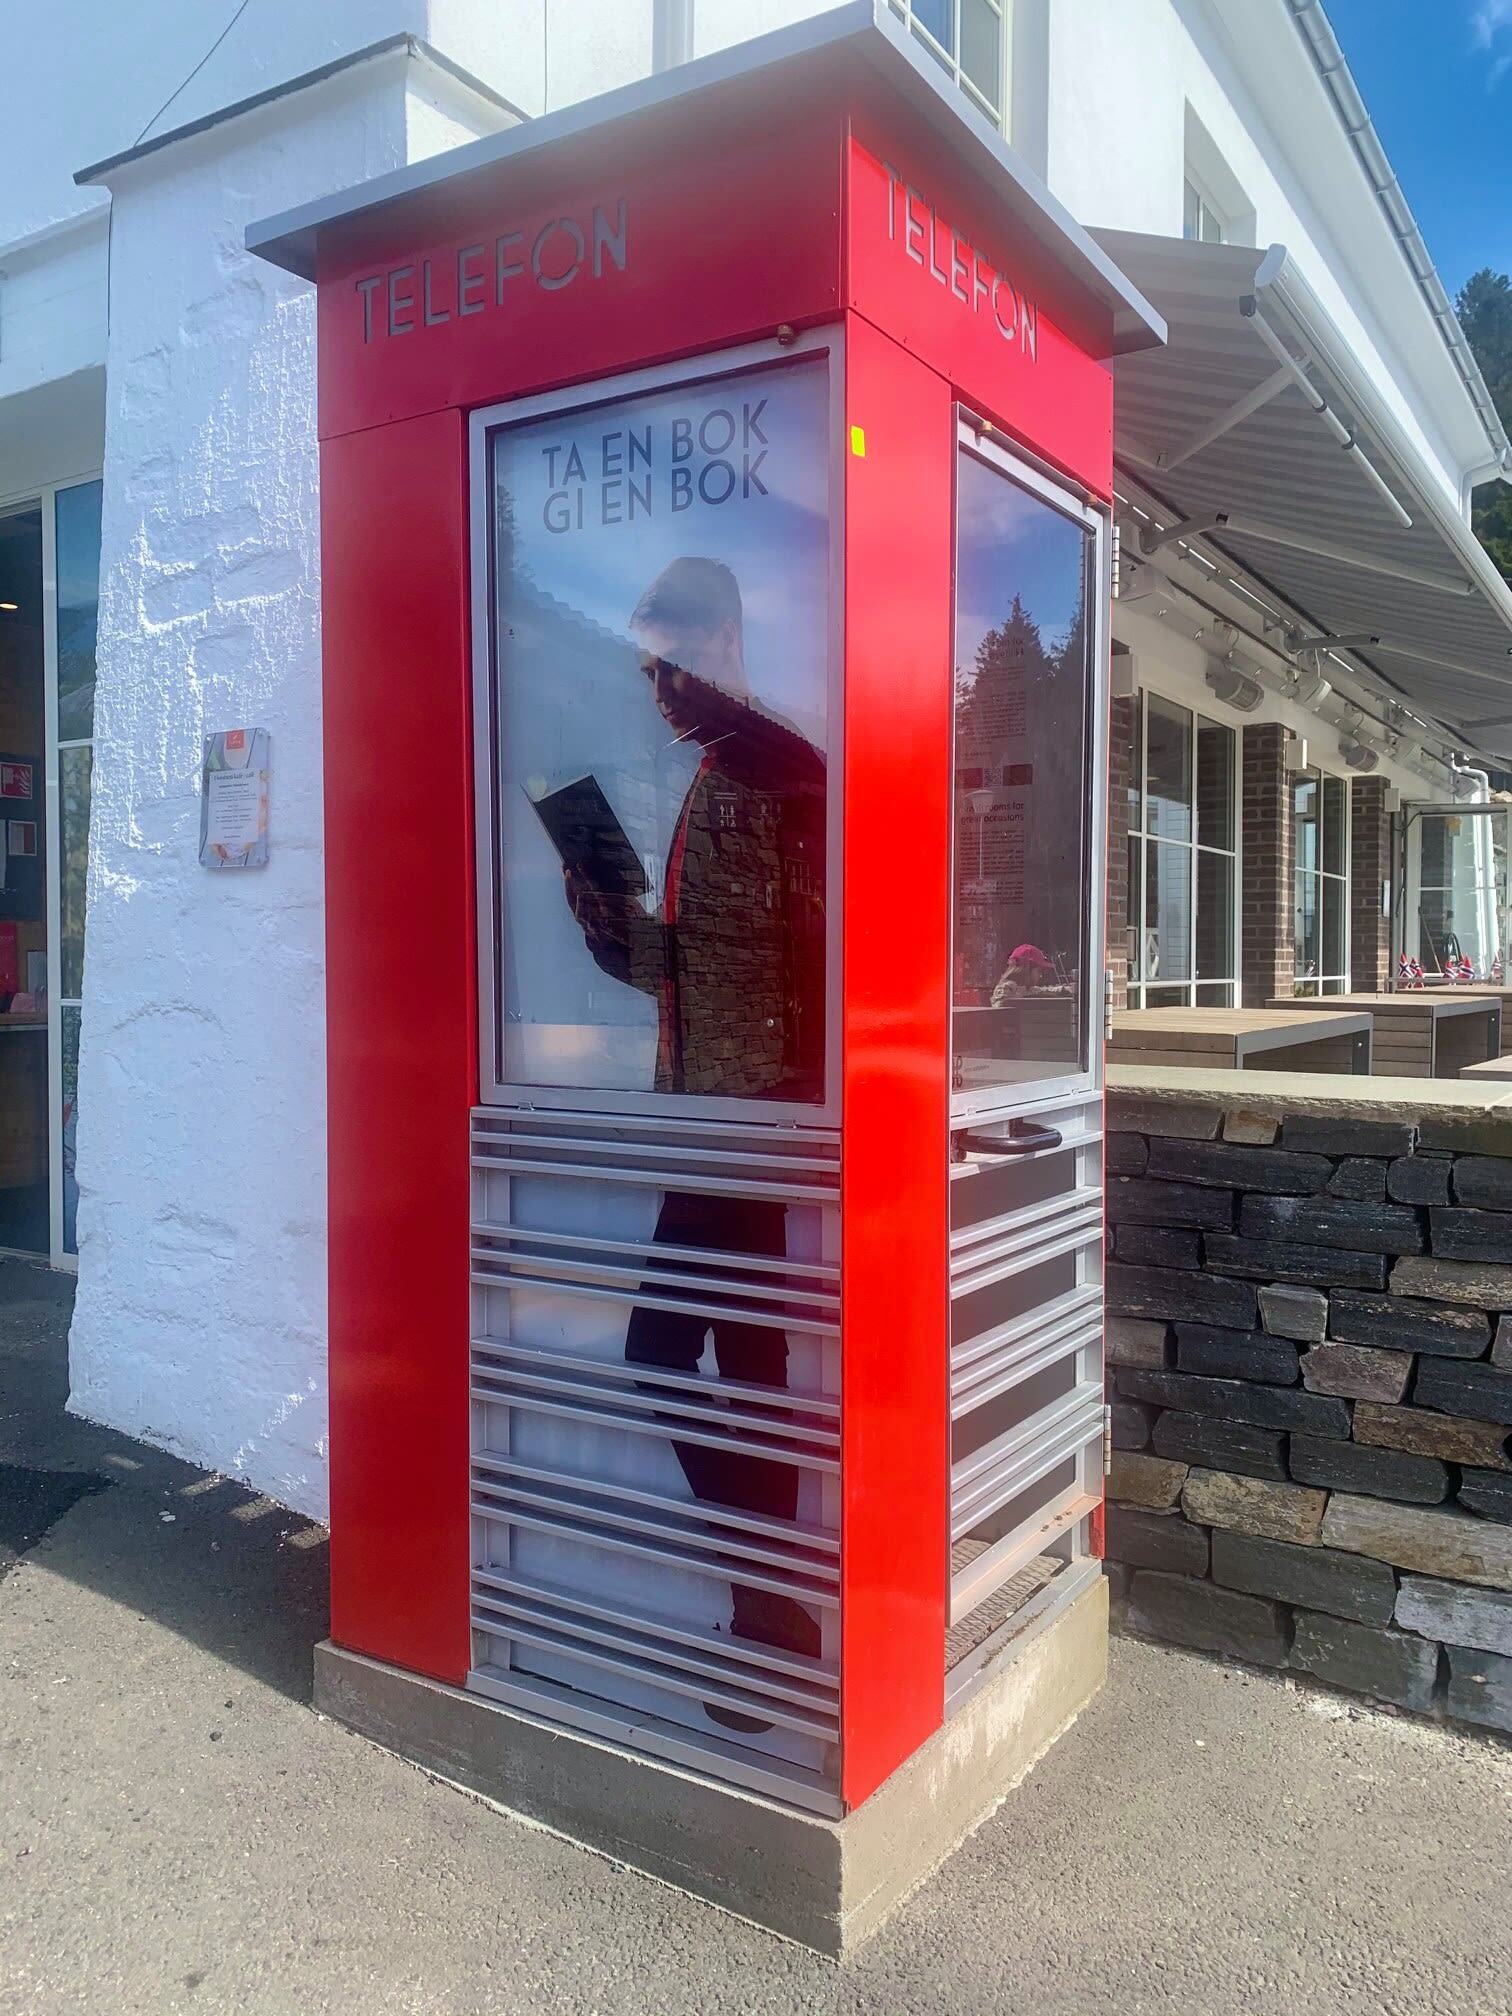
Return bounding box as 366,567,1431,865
1102,1402,1114,1477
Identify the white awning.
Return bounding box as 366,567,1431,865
1094,230,1512,767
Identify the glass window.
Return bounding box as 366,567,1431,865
1145,839,1193,985
1196,716,1234,853
1145,694,1192,845
1293,765,1349,995
1411,807,1508,980
59,745,91,1000
486,359,830,1108
952,448,1094,1094
888,0,1006,120
57,480,102,743
1183,176,1225,245
54,479,102,1257
1196,847,1235,981
1126,701,1237,1011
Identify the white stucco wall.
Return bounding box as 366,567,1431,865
66,53,508,1520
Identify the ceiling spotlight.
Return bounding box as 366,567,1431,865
1205,662,1264,712
1290,668,1332,708
0,601,17,613
1338,734,1380,772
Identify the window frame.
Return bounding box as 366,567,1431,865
1292,762,1352,996
949,416,1109,1122
1182,171,1227,246
888,0,1012,130
468,328,847,1128
1125,688,1240,1011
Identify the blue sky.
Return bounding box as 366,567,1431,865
1324,0,1512,297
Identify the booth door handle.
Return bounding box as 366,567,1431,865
955,1123,1064,1159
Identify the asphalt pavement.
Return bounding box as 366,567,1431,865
2,1259,1509,2016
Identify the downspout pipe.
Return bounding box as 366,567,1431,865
653,0,695,72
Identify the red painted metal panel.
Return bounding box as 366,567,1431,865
845,129,1114,499
316,95,844,442
840,315,953,1809
322,408,474,1683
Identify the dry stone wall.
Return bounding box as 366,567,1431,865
1105,1090,1512,1733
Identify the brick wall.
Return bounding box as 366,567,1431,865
1350,777,1392,994
1105,1090,1512,1732
1107,694,1136,1011
1241,723,1292,1005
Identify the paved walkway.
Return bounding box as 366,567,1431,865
2,1260,1510,2015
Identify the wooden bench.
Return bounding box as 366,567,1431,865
1109,1006,1372,1075
1268,992,1501,1079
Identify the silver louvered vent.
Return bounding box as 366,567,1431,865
946,1094,1106,1692
468,1106,843,1816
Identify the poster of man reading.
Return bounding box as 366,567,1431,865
484,358,832,1749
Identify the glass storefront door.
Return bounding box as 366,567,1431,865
0,477,101,1268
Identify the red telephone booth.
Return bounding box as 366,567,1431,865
251,0,1162,1952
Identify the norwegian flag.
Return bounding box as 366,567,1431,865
1398,954,1425,989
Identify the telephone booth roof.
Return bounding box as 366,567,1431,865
249,0,1164,468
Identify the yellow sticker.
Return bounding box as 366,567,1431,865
849,425,867,458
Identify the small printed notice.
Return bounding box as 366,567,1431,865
200,727,269,870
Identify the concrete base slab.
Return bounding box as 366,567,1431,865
313,1576,1108,1955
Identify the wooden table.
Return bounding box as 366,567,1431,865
1410,985,1512,1056
1268,992,1501,1079
1109,1006,1372,1074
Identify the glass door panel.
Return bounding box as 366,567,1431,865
0,502,49,1254
951,444,1097,1102
483,355,832,1118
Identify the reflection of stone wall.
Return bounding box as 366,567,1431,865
1105,1090,1512,1733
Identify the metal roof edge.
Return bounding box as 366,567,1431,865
75,33,525,189
243,0,1165,354
1286,0,1511,476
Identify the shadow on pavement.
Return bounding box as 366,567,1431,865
0,1257,330,1705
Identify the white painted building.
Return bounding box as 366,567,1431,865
1,0,1508,1518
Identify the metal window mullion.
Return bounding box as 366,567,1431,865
470,1239,840,1315
469,1603,839,1739
468,1219,841,1286
472,1498,840,1607
470,1450,841,1556
470,1151,835,1205
470,1589,838,1719
471,1356,841,1448
470,1264,841,1336
470,1382,841,1472
472,1566,838,1688
473,1337,840,1419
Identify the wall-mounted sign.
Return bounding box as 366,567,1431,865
200,728,269,870
0,761,34,800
